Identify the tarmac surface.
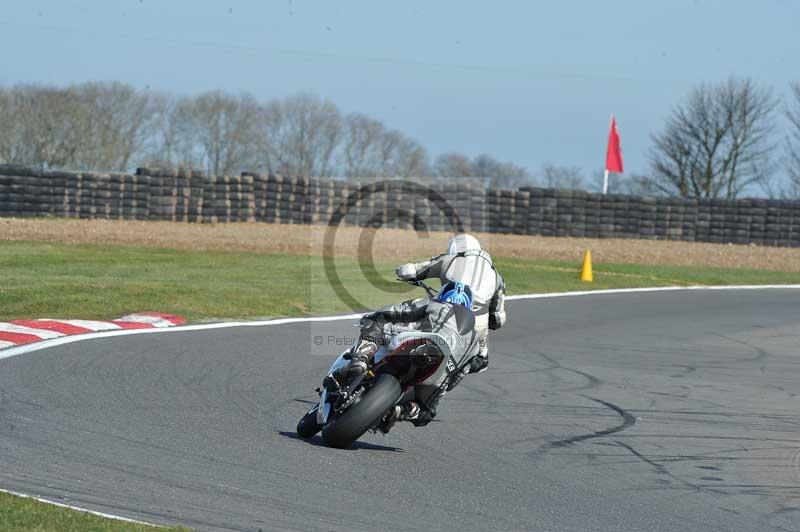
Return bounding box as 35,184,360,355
1,289,799,531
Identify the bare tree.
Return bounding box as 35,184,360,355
644,77,777,198
141,93,196,168
434,152,531,187
339,113,384,176
434,152,473,178
337,113,430,177
172,91,262,176
471,154,531,188
786,82,800,196
0,82,162,172
538,163,585,190
383,132,430,177
257,94,342,177
0,87,24,164
70,82,161,171
0,84,88,170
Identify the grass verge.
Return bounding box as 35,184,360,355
2,240,799,322
0,491,188,532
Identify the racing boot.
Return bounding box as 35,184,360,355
467,352,488,374
377,401,421,434
446,366,468,391
340,340,378,380
446,352,488,391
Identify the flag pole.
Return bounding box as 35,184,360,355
603,114,612,195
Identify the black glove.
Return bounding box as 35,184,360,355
359,313,384,344
489,313,499,330
360,312,379,324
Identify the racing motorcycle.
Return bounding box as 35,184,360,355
296,280,474,448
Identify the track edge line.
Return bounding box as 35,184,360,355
3,284,800,360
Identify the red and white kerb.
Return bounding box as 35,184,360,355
0,313,187,349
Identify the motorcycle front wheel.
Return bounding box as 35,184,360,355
296,406,321,438
321,373,402,448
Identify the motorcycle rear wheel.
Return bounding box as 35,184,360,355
322,374,402,448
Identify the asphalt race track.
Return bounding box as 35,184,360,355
1,289,799,531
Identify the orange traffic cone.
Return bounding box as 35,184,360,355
580,250,593,282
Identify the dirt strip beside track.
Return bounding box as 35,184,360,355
3,217,800,271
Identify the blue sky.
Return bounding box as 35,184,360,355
2,0,798,183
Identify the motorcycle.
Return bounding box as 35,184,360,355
296,280,475,448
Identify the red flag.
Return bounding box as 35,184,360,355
605,116,624,173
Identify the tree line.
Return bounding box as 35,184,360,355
1,78,799,198
0,82,532,188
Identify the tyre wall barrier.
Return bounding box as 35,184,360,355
2,165,800,247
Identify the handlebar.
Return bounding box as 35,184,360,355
400,278,439,299
356,279,438,326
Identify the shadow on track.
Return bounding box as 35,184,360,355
278,431,404,452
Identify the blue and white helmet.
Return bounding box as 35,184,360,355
437,281,473,310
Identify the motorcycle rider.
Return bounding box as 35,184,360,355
343,281,479,432
395,234,506,381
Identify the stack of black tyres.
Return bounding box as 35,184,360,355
468,186,486,233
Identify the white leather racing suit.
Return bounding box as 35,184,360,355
396,250,506,360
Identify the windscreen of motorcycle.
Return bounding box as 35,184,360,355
372,345,390,365
326,350,350,375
